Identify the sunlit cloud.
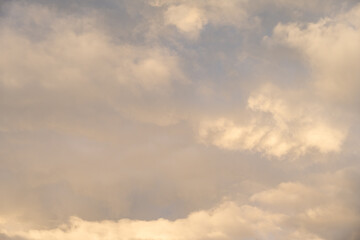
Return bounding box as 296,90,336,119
0,1,359,240
198,84,346,158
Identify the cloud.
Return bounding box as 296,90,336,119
198,84,346,158
2,167,359,240
269,3,360,103
150,0,255,39
0,2,182,90
0,233,27,240
0,2,187,128
248,168,360,240
1,201,285,240
1,1,360,240
150,0,355,40
164,5,208,39
250,182,321,211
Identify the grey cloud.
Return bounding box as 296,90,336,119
0,233,27,240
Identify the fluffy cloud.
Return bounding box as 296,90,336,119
2,168,359,240
150,0,254,39
0,2,182,90
164,5,208,39
251,168,360,240
0,2,187,129
1,202,284,240
150,0,353,39
269,3,360,102
198,85,346,158
1,1,360,240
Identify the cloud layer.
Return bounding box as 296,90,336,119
1,0,360,240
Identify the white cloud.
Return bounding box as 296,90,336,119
1,2,360,240
164,5,208,39
2,168,359,240
151,0,254,39
269,3,360,102
1,202,285,240
249,168,360,240
151,0,351,39
198,84,346,158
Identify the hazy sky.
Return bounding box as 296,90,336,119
1,0,360,239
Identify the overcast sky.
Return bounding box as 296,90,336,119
1,0,360,239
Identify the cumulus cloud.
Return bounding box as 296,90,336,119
198,85,346,158
2,168,359,240
269,3,360,103
0,2,187,128
150,0,254,39
1,1,360,240
0,202,284,240
164,5,208,39
252,168,360,240
0,2,182,90
150,0,354,39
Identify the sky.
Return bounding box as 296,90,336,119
0,0,360,239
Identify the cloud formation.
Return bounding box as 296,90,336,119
1,1,360,240
0,3,182,90
198,84,346,157
2,168,359,240
270,3,360,102
1,203,284,240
